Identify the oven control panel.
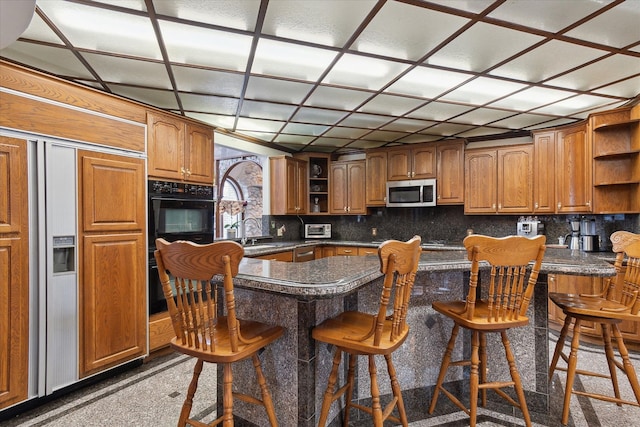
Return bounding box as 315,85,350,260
148,180,214,199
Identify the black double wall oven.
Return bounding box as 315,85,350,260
148,180,215,315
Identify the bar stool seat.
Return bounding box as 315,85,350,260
548,231,640,425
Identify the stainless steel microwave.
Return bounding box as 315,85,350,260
386,179,436,207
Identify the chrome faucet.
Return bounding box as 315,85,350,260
241,217,262,245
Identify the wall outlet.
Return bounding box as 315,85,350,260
271,220,276,229
371,227,377,237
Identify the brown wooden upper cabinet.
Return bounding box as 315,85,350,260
533,131,556,214
465,145,533,214
555,123,592,213
330,160,366,214
270,156,308,215
387,145,436,181
590,105,640,214
365,150,387,206
436,141,464,205
147,111,214,184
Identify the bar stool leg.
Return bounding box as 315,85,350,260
318,348,342,427
252,353,278,426
343,354,356,426
611,324,640,405
368,355,384,426
385,353,408,426
562,318,582,425
479,332,488,407
549,316,572,381
179,359,203,427
601,324,622,405
501,331,531,427
428,324,460,413
469,331,480,427
222,363,234,426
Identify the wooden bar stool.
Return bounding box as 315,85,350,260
154,238,284,427
428,234,547,427
312,236,422,426
548,231,640,425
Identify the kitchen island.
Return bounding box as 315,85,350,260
224,248,616,426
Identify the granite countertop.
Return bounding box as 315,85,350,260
234,245,617,299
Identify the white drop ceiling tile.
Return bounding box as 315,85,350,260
386,67,473,98
426,22,544,72
544,55,640,92
180,93,238,115
457,127,510,138
281,122,329,136
489,40,604,82
160,21,251,71
357,94,425,116
322,54,409,91
252,39,338,81
426,122,476,136
304,86,373,110
354,1,469,60
426,0,495,14
154,0,260,31
262,0,376,47
490,113,558,129
442,77,528,105
36,1,161,59
594,76,640,98
240,100,297,121
310,137,351,148
406,101,474,121
346,139,389,150
172,66,244,97
17,11,63,44
244,76,314,104
565,1,640,48
273,134,315,144
531,94,616,116
109,84,178,109
323,127,371,139
186,113,235,130
236,117,285,133
488,0,606,32
489,87,576,111
365,130,408,142
525,118,580,130
397,134,441,144
339,113,393,129
83,53,171,88
381,118,436,132
291,107,348,125
0,42,94,79
452,108,516,126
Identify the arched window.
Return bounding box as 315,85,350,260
221,177,243,232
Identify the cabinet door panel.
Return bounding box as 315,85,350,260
330,163,348,214
185,123,214,184
79,151,145,232
347,161,366,214
0,137,25,234
80,233,146,376
147,112,184,180
533,132,556,213
556,127,591,213
387,149,411,181
412,146,436,179
465,150,496,213
498,146,533,212
437,142,464,204
366,151,387,206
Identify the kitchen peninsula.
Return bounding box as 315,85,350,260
224,246,616,426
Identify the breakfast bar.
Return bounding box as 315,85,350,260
225,247,616,427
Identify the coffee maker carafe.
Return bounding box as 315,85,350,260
565,217,581,250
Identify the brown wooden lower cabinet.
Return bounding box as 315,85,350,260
149,312,176,353
548,272,640,347
254,251,293,262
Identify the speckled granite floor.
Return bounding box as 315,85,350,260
3,334,639,427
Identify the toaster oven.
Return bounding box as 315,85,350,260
304,223,331,239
